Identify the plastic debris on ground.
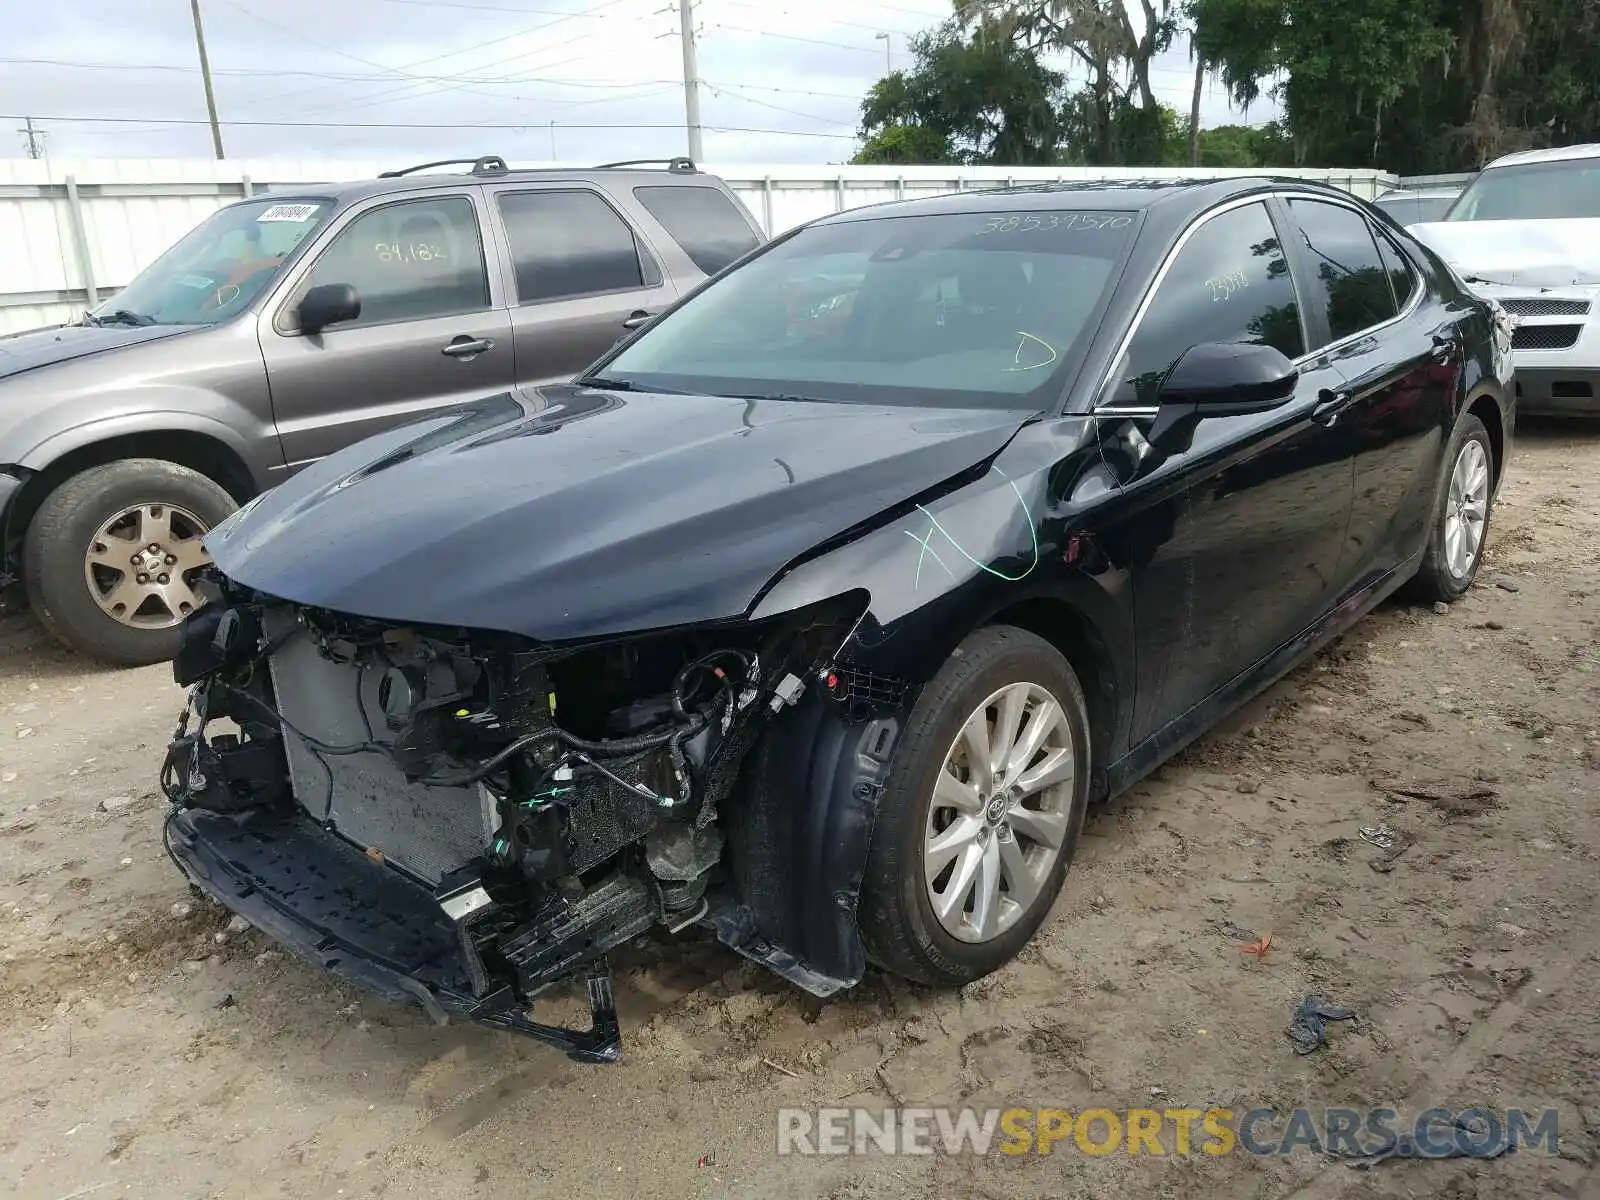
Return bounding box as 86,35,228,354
1359,824,1397,850
1285,995,1357,1054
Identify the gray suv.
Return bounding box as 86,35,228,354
0,155,764,664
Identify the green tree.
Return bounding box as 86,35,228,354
956,0,1180,164
853,23,1070,166
1189,0,1600,173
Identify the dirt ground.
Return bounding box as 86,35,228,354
2,423,1599,1200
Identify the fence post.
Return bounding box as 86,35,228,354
835,175,845,212
63,175,98,308
896,175,905,200
761,175,774,234
242,174,254,198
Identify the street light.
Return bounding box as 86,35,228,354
875,31,891,73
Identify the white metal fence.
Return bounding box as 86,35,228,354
0,157,1401,335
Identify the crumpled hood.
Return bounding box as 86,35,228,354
1411,219,1600,287
206,385,1031,641
0,322,196,382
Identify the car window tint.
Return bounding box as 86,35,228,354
297,195,488,327
498,190,646,302
632,185,761,275
1374,229,1416,310
1287,199,1400,348
1115,201,1303,406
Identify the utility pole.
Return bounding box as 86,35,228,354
17,117,46,159
189,0,226,160
678,0,703,162
1188,55,1204,166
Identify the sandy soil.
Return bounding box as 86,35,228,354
2,423,1598,1200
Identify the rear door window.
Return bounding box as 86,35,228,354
1113,201,1305,407
632,185,761,275
498,189,652,303
1374,229,1417,310
1286,199,1400,348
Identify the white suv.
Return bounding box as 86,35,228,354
1411,143,1600,416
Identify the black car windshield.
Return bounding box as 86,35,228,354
89,197,333,326
1446,158,1600,221
594,209,1135,408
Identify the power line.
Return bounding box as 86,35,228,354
711,24,884,54
0,57,873,101
254,0,643,109
713,0,920,39
360,0,621,13
706,83,856,127
1,112,860,138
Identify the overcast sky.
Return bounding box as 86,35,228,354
3,0,1279,165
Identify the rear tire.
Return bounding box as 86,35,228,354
858,626,1091,987
1409,414,1495,604
22,459,236,666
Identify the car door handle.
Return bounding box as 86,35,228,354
1311,389,1352,426
441,336,494,359
621,310,655,330
1431,331,1461,363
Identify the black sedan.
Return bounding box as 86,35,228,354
160,179,1516,1061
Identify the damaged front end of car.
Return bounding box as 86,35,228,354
159,578,904,1061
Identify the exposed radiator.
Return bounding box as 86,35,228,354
263,617,497,886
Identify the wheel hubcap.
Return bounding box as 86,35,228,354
83,502,212,630
1443,441,1489,579
923,681,1076,944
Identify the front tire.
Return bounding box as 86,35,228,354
859,626,1091,987
1410,414,1495,604
22,459,236,666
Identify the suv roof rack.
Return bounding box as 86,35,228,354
593,157,698,174
378,155,509,178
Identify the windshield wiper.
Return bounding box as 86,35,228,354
1461,274,1518,287
87,308,158,327
576,375,644,392
576,376,689,395
716,391,832,403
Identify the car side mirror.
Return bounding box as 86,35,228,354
297,283,362,335
1148,342,1300,453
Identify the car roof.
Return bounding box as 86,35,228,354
1482,143,1600,170
247,164,722,207
807,176,1373,230
1376,188,1460,201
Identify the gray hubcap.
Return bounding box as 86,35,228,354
1444,440,1489,579
84,502,211,630
923,681,1076,944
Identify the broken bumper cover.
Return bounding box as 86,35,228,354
161,805,623,1061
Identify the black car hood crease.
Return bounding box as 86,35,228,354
0,322,194,380
205,386,1034,641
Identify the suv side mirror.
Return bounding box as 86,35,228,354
297,283,361,335
1149,341,1300,452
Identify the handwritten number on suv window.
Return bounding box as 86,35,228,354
375,242,447,264
978,213,1133,234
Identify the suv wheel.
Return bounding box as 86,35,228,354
858,626,1091,987
23,459,237,665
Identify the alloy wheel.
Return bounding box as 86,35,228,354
923,681,1076,944
1444,440,1490,579
83,502,212,630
